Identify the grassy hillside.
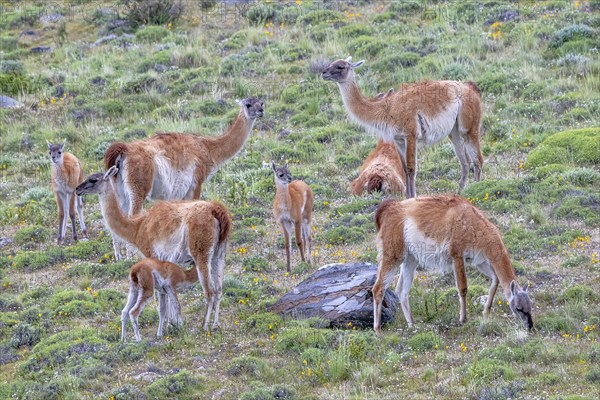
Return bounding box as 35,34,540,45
1,0,599,398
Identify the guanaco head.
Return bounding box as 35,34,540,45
237,97,264,120
271,161,292,186
76,166,119,196
47,139,67,165
509,281,534,331
321,56,365,84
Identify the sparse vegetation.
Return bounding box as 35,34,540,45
0,0,598,398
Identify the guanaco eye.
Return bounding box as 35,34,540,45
246,104,251,108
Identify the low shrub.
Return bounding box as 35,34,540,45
146,370,203,399
467,358,517,383
227,356,268,377
275,327,335,354
13,225,51,248
526,128,600,168
407,331,443,352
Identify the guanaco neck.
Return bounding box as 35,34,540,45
182,267,198,285
488,246,518,300
99,182,142,244
338,77,382,125
205,111,255,166
275,180,292,207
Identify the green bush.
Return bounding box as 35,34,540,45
549,24,596,48
276,327,335,354
407,331,443,352
321,226,365,245
298,10,343,26
442,63,470,80
537,313,576,334
244,312,283,335
135,26,172,43
104,384,146,400
227,356,268,377
526,128,600,168
467,358,516,383
0,60,25,75
348,36,385,58
146,370,203,399
560,285,597,304
13,225,51,248
124,0,183,26
12,251,50,272
9,323,43,348
247,3,275,25
242,255,270,272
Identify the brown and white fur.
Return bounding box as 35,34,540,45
76,166,232,331
103,97,262,259
351,139,406,197
322,57,483,198
48,140,87,245
121,258,198,342
372,195,533,335
272,162,313,272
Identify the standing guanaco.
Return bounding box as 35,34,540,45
272,162,313,272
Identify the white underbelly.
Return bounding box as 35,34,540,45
152,226,191,264
150,156,197,200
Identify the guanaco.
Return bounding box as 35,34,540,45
272,162,313,272
76,166,231,331
351,139,406,196
48,140,87,245
372,195,533,335
323,57,483,198
103,97,263,259
121,258,199,342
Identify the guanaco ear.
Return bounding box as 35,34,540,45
271,161,276,171
46,140,51,149
284,162,289,169
351,60,365,69
60,139,66,150
344,56,352,62
510,280,517,296
524,282,530,292
104,165,119,180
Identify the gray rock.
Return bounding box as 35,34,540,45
30,46,52,53
0,237,13,248
0,95,23,109
268,262,398,329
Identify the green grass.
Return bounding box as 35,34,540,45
0,0,599,398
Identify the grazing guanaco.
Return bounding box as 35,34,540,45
121,258,199,342
103,97,263,259
322,57,483,198
272,162,313,272
351,139,406,197
372,195,533,335
47,140,87,245
76,166,232,331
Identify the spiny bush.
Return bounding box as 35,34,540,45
13,225,51,248
407,331,443,352
146,370,203,399
244,312,283,335
227,356,268,377
123,0,183,26
276,326,336,354
9,323,43,348
549,24,596,48
467,358,517,383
